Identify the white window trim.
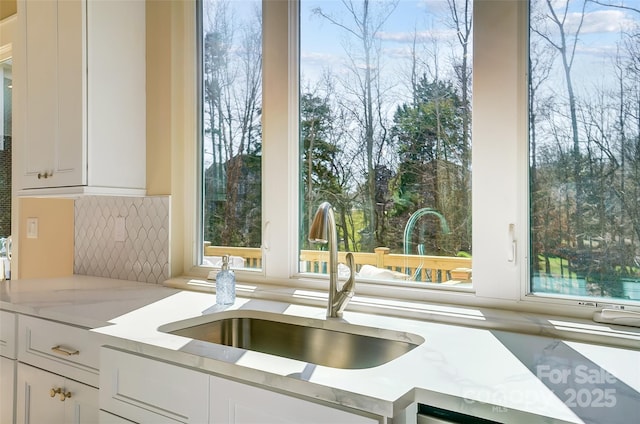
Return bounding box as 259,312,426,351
178,0,639,324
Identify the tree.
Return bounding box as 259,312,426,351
313,0,399,251
203,1,262,247
529,0,640,295
445,0,472,243
300,92,343,247
531,0,588,244
529,39,556,274
390,77,464,254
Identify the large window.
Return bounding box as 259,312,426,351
194,0,639,316
200,0,474,286
529,0,640,302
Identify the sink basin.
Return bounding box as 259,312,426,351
162,312,423,369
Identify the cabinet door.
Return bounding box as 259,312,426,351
55,0,86,187
64,376,100,424
21,0,58,187
209,375,381,424
0,356,15,424
17,0,84,190
100,347,209,424
16,363,99,424
16,363,66,424
0,310,16,359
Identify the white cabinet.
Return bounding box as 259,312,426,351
1,355,16,424
0,310,17,358
1,310,17,424
16,362,99,424
209,375,380,424
14,0,146,196
18,314,101,387
16,314,102,423
100,347,210,424
100,347,382,424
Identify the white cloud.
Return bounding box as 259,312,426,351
300,51,341,67
377,28,457,43
565,9,636,34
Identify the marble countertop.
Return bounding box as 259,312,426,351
2,276,639,423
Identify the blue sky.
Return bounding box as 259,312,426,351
300,0,463,83
299,0,639,95
203,0,639,118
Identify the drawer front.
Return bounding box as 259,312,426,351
100,346,209,424
18,315,100,387
0,310,17,359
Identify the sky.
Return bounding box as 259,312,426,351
300,0,638,88
201,0,639,162
300,0,464,84
201,0,638,95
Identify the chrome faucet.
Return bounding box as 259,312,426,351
308,202,355,318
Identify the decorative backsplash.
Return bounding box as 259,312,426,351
74,196,170,284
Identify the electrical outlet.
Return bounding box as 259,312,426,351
26,218,38,239
114,216,126,242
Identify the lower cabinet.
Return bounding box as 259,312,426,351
209,375,380,424
101,346,382,424
100,347,209,424
1,310,17,424
1,355,16,424
16,362,99,424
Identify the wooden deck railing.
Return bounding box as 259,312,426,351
204,245,472,283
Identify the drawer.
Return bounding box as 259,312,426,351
18,314,100,387
0,310,16,359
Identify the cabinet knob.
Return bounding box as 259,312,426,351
37,171,53,179
49,387,71,401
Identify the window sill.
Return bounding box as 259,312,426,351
164,276,640,351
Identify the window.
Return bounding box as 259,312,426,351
299,0,472,285
0,58,11,239
200,0,474,287
193,1,639,317
200,0,263,270
529,0,640,302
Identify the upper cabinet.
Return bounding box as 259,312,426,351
14,0,146,196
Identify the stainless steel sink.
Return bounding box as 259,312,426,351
164,313,423,369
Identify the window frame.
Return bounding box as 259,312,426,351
181,0,639,321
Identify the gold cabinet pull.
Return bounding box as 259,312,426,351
49,387,71,401
51,345,79,356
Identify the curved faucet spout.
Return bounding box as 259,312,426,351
309,202,356,318
403,208,450,280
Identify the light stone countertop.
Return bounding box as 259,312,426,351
1,276,639,423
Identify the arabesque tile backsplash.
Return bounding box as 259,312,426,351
74,196,170,284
